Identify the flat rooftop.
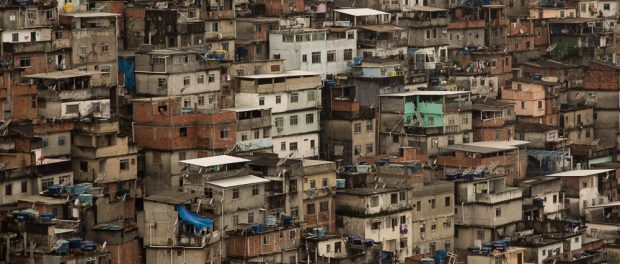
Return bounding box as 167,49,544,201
380,90,470,97
206,175,270,188
337,187,401,196
545,169,613,177
405,6,447,12
222,106,269,112
24,70,102,80
61,12,120,18
180,155,250,167
145,190,201,204
335,8,389,16
237,70,321,79
18,195,67,205
358,24,405,32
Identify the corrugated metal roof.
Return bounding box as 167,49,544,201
206,175,270,188
180,155,250,167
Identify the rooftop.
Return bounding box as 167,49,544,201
335,8,389,16
180,155,250,167
545,169,613,177
24,70,101,80
513,77,558,85
61,12,120,18
358,24,405,32
380,90,470,97
18,195,67,205
404,6,448,12
206,175,270,188
337,187,402,195
222,106,269,112
521,59,579,69
237,70,321,79
145,190,201,205
471,98,514,111
548,17,601,24
441,140,529,154
586,201,620,209
303,159,336,167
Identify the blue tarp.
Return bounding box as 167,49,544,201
176,204,213,230
118,57,136,94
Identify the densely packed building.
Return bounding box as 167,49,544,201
3,0,620,263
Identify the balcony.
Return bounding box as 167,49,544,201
200,10,235,20
546,251,607,264
38,87,110,102
358,39,408,48
405,126,443,135
51,39,71,50
448,19,486,29
473,118,508,128
475,187,522,204
237,116,271,131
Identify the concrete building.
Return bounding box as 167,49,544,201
454,174,523,250
560,105,595,145
269,28,357,78
135,49,222,111
545,169,614,218
132,97,237,194
471,99,516,142
518,176,565,220
548,18,615,65
321,85,376,163
399,6,449,63
223,106,273,154
501,77,561,127
438,140,529,184
338,58,405,108
378,90,473,156
357,24,408,59
143,191,220,264
235,71,322,158
235,17,280,61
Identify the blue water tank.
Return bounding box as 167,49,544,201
350,236,362,245
281,215,293,227
40,213,54,223
56,241,69,254
336,179,346,189
364,239,374,247
533,198,544,207
410,165,419,173
80,240,97,251
313,228,326,238
353,57,362,65
68,238,83,249
266,215,277,226
47,185,62,196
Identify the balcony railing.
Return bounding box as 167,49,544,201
200,10,235,20
475,188,522,203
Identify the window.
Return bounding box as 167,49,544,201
426,29,431,39
604,3,610,10
477,230,485,240
241,133,248,141
179,127,187,137
232,215,239,226
197,75,205,84
290,115,298,126
344,49,353,60
212,22,219,32
80,161,88,172
307,203,316,214
203,187,214,198
152,152,161,164
431,138,439,147
327,50,336,62
275,117,284,127
445,196,451,207
306,113,314,124
41,178,54,191
183,77,190,86
276,95,282,104
553,194,558,203
354,145,361,156
220,128,229,138
335,242,342,252
347,31,355,39
371,221,381,230
302,54,307,63
100,43,110,53
12,33,18,42
366,122,374,131
431,222,437,231
289,230,297,239
308,91,316,101
120,159,129,171
521,102,525,109
495,130,501,140
311,52,321,63
462,115,469,124
281,142,286,151
57,136,66,146
322,178,328,187
290,93,299,102
496,207,502,217
370,196,379,207
19,181,27,193
428,116,434,126
197,96,205,106
283,34,294,42
311,140,315,148
232,188,240,199
391,193,398,204
42,138,49,147
310,179,316,189
5,184,12,196
273,54,281,59
254,130,260,139
207,74,215,83
252,185,260,196
538,101,543,108
416,201,421,211
448,136,455,145
19,56,31,67
320,201,328,212
366,144,373,154
289,255,297,264
289,142,298,151
431,199,436,209
354,123,362,133
259,97,265,106
248,212,254,223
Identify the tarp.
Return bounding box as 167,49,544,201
176,204,213,230
118,57,136,94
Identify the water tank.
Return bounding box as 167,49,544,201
336,179,346,189
353,57,362,65
68,238,83,249
265,215,277,226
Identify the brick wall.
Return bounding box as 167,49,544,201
585,61,620,90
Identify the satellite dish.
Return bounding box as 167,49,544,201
547,42,558,52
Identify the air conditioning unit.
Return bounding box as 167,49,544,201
277,127,283,132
